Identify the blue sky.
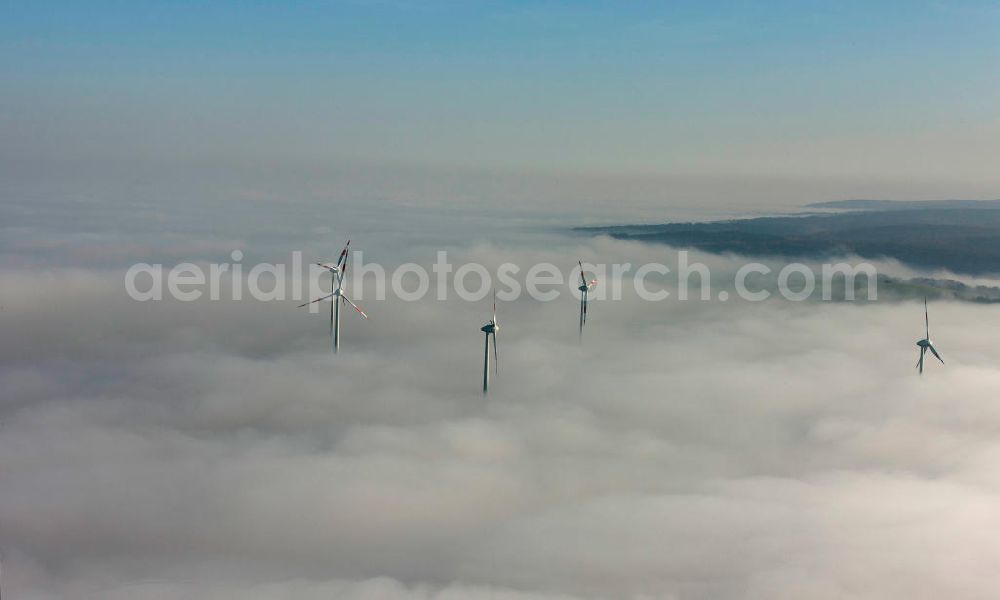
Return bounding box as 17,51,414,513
2,1,999,182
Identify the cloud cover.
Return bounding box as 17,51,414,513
3,227,1000,600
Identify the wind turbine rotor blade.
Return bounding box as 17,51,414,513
340,293,368,319
917,347,925,374
579,260,587,287
492,290,498,327
925,297,930,339
297,293,335,308
929,344,944,364
492,332,499,375
334,254,348,292
335,240,351,269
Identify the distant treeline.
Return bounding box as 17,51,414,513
579,204,1000,277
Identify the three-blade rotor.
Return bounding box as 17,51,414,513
916,297,944,375
298,239,368,354
299,240,368,319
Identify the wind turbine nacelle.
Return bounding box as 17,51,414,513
917,339,931,347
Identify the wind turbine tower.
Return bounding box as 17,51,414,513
577,260,597,337
481,295,499,394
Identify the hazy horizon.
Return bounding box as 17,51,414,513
4,1,1000,202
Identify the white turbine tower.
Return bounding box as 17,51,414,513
480,294,499,394
299,239,368,352
577,260,597,337
916,297,944,375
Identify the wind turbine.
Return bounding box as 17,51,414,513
480,293,499,394
298,239,368,352
916,297,944,375
577,260,597,337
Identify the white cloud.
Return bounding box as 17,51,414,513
2,236,999,599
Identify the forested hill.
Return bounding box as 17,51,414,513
578,204,1000,276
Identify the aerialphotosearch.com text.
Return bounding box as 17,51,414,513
124,250,879,306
